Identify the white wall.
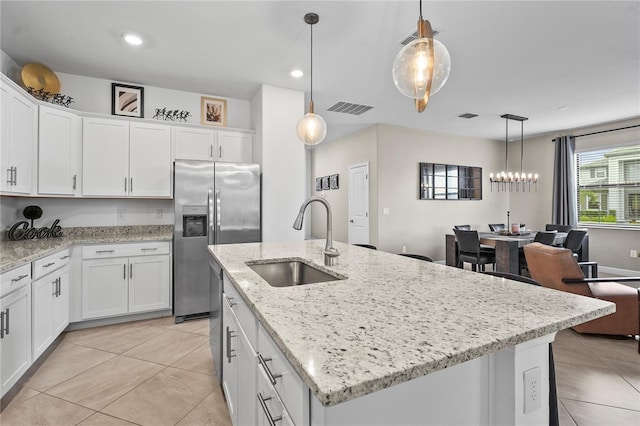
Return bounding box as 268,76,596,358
251,85,305,242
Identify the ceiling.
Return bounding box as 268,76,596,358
1,1,639,143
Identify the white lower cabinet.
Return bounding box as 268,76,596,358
0,267,32,398
81,242,171,320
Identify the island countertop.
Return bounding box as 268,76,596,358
208,239,614,407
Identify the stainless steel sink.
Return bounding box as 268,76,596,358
247,260,343,287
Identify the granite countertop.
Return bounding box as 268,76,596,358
209,239,615,407
1,225,173,272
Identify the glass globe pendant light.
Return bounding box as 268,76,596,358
392,0,451,112
297,13,327,146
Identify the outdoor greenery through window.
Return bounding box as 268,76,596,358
577,145,640,226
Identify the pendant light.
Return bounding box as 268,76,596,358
489,114,539,192
392,0,451,112
296,13,327,146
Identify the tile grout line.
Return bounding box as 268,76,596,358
558,398,579,426
560,396,640,413
172,390,216,426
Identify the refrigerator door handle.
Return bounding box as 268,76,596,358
215,190,221,245
207,190,214,245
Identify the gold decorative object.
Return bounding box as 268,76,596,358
21,62,60,94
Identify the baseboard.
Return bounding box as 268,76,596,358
599,266,640,277
66,309,173,331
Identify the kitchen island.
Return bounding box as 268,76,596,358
209,240,614,425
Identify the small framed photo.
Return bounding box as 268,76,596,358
322,176,330,190
112,83,144,118
330,174,339,189
315,177,323,191
201,96,227,127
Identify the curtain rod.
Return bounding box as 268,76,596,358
552,124,640,140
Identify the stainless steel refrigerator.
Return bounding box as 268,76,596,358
173,160,260,381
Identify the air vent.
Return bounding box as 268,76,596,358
400,29,440,46
327,101,373,116
458,113,479,119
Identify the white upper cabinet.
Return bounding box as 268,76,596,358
82,117,129,196
129,122,172,197
174,126,216,161
38,106,81,195
1,78,37,194
82,118,171,197
217,130,253,163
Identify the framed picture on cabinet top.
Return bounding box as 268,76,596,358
112,83,144,118
201,96,227,127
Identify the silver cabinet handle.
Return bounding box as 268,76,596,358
141,248,157,251
258,353,282,385
11,274,29,282
257,393,282,426
226,326,236,363
218,145,222,159
13,167,17,185
6,168,12,185
43,262,55,268
123,264,127,279
72,174,77,190
0,310,4,339
227,297,238,308
129,264,133,279
124,177,127,192
60,255,71,260
2,308,9,336
210,144,214,158
130,177,133,193
96,250,115,254
52,279,58,296
57,277,61,297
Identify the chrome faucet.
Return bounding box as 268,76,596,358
293,196,340,266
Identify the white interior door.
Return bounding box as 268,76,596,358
348,162,370,244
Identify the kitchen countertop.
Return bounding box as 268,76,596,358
1,225,173,272
208,239,615,407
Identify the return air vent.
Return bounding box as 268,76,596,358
327,101,373,116
400,29,440,46
458,113,479,119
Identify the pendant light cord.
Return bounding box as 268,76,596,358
419,0,423,19
520,120,524,174
310,22,314,104
505,117,509,171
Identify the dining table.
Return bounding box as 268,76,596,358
445,231,589,275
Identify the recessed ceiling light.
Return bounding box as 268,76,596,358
557,106,569,111
291,69,304,78
123,33,143,46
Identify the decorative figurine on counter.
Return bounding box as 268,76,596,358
8,206,63,241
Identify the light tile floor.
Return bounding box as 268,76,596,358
0,317,231,426
1,317,638,425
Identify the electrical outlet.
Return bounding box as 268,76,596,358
117,209,126,221
402,245,407,253
383,207,390,215
156,209,163,219
523,367,542,413
631,249,638,258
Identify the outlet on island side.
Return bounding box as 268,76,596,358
402,245,407,253
523,366,542,414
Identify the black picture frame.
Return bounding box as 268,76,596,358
315,177,323,191
112,83,144,118
322,176,330,190
330,174,339,189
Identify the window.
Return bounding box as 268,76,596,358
577,145,640,225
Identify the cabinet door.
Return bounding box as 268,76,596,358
222,298,238,425
0,84,36,194
53,266,70,336
0,286,32,398
217,131,253,163
174,127,216,161
31,275,55,361
236,326,257,426
0,85,9,192
82,258,128,319
38,106,80,195
129,122,172,197
82,117,129,196
128,255,170,313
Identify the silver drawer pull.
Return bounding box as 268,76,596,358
60,255,71,260
258,354,282,385
257,392,282,426
2,308,9,337
141,248,158,251
43,262,55,268
227,297,238,308
96,250,115,254
226,326,236,363
11,274,29,282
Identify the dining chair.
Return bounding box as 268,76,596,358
453,225,471,230
519,230,558,274
524,242,640,338
398,253,433,262
488,223,506,232
545,224,573,233
353,243,377,250
482,271,559,426
452,229,495,272
563,229,587,257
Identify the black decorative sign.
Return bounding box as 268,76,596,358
8,206,63,241
153,108,191,123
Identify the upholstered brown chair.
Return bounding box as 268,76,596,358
524,242,640,337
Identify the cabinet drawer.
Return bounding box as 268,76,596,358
1,263,31,298
32,248,70,280
224,276,256,349
257,323,308,426
82,241,170,259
